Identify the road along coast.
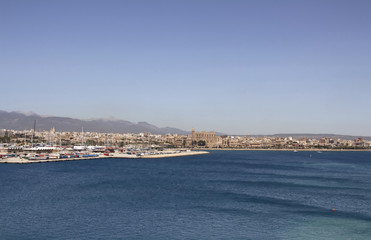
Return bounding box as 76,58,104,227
193,148,371,152
0,150,209,164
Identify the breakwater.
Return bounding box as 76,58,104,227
0,151,209,164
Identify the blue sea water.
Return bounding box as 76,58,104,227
1,151,371,240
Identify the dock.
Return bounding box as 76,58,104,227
0,151,209,164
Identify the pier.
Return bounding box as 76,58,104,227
0,151,209,164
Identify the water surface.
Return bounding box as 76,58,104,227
1,151,370,239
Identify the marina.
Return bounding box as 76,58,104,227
0,149,209,164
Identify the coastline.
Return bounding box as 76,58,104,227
2,148,370,164
192,148,371,152
0,150,210,164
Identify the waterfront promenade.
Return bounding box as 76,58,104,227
0,150,209,164
196,148,371,151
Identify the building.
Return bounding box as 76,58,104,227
191,129,222,148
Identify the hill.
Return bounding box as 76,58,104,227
0,110,189,135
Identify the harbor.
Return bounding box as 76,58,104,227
0,126,211,164
0,149,209,164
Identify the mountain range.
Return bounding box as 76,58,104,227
1,110,370,140
0,110,189,135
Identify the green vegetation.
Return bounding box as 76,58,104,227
0,136,11,143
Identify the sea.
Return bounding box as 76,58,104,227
1,151,371,240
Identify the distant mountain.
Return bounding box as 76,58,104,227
0,110,189,135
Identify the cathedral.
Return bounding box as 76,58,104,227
191,129,222,148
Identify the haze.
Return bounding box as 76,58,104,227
1,0,370,135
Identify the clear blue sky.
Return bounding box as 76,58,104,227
1,0,370,135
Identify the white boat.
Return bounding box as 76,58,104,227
48,153,60,159
73,145,86,151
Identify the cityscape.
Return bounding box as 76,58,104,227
1,127,370,152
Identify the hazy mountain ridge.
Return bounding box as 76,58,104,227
0,110,189,135
1,110,369,139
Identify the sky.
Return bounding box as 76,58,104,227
1,0,371,135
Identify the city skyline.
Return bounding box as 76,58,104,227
1,0,371,136
1,109,371,138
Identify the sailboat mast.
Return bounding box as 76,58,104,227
31,120,36,147
81,126,84,146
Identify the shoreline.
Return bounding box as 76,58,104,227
2,148,370,164
192,148,371,152
0,151,210,164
